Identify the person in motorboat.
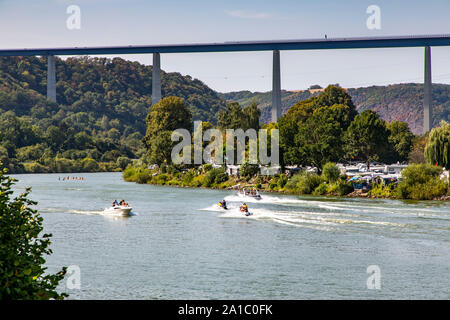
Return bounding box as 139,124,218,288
104,201,132,216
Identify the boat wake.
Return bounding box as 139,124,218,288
201,193,418,232
69,209,104,216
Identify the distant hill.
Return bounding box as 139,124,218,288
0,56,226,124
0,56,227,172
219,84,450,134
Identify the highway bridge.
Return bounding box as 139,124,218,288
2,34,449,132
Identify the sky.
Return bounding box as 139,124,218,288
1,0,450,92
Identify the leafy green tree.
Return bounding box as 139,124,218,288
242,102,261,130
322,162,340,183
143,97,192,165
45,126,65,151
146,131,175,165
116,156,132,170
217,101,260,131
315,85,357,116
408,133,428,164
344,110,390,169
387,121,414,163
0,170,67,299
296,104,353,169
278,86,357,167
240,161,259,177
425,120,450,168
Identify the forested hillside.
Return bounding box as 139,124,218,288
221,84,450,134
0,56,226,173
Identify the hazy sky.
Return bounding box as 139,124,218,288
1,0,450,92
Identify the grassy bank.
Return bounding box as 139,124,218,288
123,163,449,201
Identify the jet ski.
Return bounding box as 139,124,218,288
240,205,252,216
102,205,132,216
218,201,228,210
218,199,228,210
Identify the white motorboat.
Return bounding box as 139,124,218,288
237,187,262,200
102,205,132,216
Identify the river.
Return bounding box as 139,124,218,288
10,172,450,299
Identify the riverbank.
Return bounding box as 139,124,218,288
5,158,126,174
123,163,450,201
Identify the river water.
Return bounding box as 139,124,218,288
10,172,450,299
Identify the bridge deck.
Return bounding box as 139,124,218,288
1,34,450,56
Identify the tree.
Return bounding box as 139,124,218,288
146,131,175,165
217,101,260,131
45,126,65,151
322,162,340,183
143,97,193,164
0,170,67,299
387,121,414,163
408,133,428,164
278,86,357,167
240,161,259,177
296,104,355,169
344,110,390,169
242,102,261,130
315,85,357,117
425,120,450,169
116,156,132,170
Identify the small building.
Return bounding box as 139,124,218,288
384,164,408,175
284,165,302,176
226,164,240,176
260,165,281,176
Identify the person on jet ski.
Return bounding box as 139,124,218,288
240,203,248,212
221,199,227,209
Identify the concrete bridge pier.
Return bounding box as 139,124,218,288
152,52,162,105
423,46,432,133
47,55,57,102
272,50,282,123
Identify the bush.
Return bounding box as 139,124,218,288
327,181,354,196
278,174,288,188
285,172,323,194
203,168,227,187
116,156,132,170
181,170,195,186
368,181,392,198
154,174,169,185
0,170,67,299
23,162,49,173
214,171,229,184
313,183,328,195
396,164,448,200
322,162,340,183
299,173,323,194
81,158,99,172
202,164,213,173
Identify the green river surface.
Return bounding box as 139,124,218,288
11,172,450,299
